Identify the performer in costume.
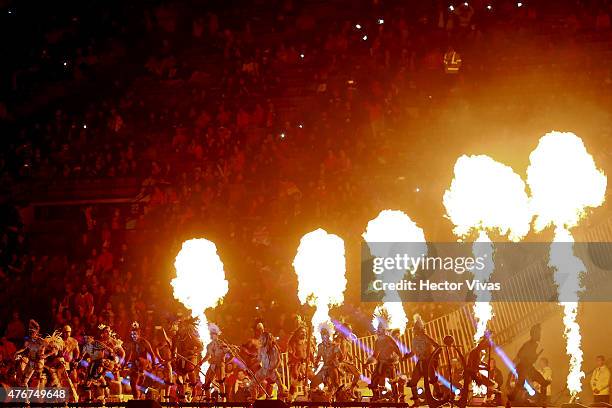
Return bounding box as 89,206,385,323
14,320,46,387
464,331,500,404
124,321,158,400
155,324,175,400
41,331,66,388
406,314,439,405
166,317,203,401
255,329,287,399
310,327,341,396
389,328,409,402
367,323,402,401
61,325,80,386
286,317,315,399
507,324,549,407
202,323,230,401
80,325,124,401
335,323,361,399
242,321,265,373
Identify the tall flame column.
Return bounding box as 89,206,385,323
293,228,347,343
363,210,427,334
172,238,229,379
443,155,531,342
527,131,607,399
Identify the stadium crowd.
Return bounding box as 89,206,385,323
2,0,612,380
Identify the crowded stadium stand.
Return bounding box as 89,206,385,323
1,0,612,404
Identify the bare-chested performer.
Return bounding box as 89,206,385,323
123,321,158,400
14,320,46,387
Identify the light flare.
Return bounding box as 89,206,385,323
363,210,427,334
293,228,347,343
172,239,229,377
527,131,607,397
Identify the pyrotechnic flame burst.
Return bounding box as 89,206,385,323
443,155,530,344
472,231,494,342
444,155,531,241
172,239,229,377
363,210,427,334
528,132,607,233
527,131,607,397
293,228,347,343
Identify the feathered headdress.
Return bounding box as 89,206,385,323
179,316,199,330
29,319,40,332
208,322,221,336
44,330,65,351
373,307,391,333
318,321,334,336
413,313,425,331
98,324,122,346
253,318,265,333
295,315,307,330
